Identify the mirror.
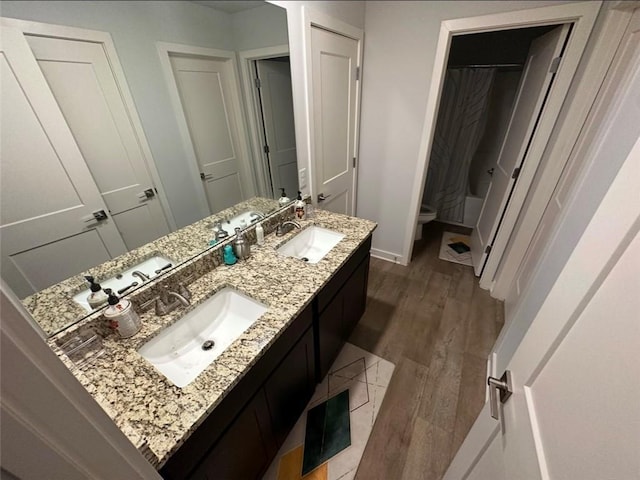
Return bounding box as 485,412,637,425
0,1,299,335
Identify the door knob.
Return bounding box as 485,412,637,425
487,168,495,176
82,209,108,224
200,172,213,181
137,188,155,200
487,370,513,420
317,193,331,202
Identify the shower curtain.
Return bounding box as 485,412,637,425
424,68,495,223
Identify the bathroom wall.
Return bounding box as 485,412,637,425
357,0,572,263
469,70,522,199
232,3,288,52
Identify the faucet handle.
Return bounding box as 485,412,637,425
178,283,191,301
155,296,170,316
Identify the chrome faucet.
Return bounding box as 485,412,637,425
132,270,150,282
155,284,191,316
213,221,229,241
250,212,264,222
276,220,301,237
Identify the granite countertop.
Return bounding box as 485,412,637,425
25,197,279,337
54,209,376,469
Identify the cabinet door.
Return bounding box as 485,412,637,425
264,327,315,448
317,289,346,380
191,389,273,480
343,256,370,336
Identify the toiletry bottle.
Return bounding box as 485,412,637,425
85,276,108,309
103,289,141,338
234,227,251,261
256,222,264,246
278,188,290,206
223,244,237,265
295,191,306,220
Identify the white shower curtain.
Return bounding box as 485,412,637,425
424,68,495,223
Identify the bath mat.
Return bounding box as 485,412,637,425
439,231,473,267
262,343,395,480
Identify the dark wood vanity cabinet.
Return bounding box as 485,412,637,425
315,236,371,380
161,306,315,480
161,235,371,480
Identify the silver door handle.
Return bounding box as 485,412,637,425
488,370,513,420
137,188,155,200
200,172,213,181
317,193,331,202
487,168,495,176
82,209,108,223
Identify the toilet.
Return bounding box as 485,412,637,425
415,204,437,241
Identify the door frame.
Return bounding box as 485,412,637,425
0,17,177,232
238,44,290,198
156,42,256,214
402,2,600,278
301,6,364,213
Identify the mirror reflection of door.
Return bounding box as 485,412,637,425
25,35,172,251
254,58,298,199
169,54,253,213
0,27,128,298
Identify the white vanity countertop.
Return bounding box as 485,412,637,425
54,209,376,468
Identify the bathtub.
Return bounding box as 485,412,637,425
462,194,484,227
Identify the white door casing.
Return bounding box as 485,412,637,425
404,2,600,268
498,7,639,312
158,43,255,215
25,35,171,251
470,25,571,276
0,26,127,298
255,58,298,199
310,26,359,215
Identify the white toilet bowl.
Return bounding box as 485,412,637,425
415,204,437,241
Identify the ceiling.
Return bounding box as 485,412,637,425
190,1,265,14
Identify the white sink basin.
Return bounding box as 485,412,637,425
138,287,268,388
277,226,345,264
213,211,263,234
73,254,174,312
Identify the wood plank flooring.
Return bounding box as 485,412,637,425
351,222,504,480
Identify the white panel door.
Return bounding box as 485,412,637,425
470,25,570,275
0,27,127,298
310,27,358,215
444,127,640,480
169,55,251,213
256,58,298,198
25,35,170,251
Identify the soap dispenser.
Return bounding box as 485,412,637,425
85,276,108,310
295,191,306,220
234,227,251,261
278,188,290,206
103,289,141,338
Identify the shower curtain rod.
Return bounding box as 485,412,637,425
448,63,523,69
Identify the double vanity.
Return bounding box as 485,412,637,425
35,201,375,479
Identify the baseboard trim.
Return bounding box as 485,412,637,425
371,248,407,265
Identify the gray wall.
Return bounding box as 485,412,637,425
1,1,287,228
357,1,570,261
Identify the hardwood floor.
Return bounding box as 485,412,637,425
351,222,504,480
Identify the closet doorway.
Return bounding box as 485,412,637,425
408,2,599,293
239,47,298,199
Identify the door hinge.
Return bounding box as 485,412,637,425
263,145,270,154
353,157,357,168
549,56,561,74
512,167,521,180
355,66,360,81
254,77,261,88
485,245,492,255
